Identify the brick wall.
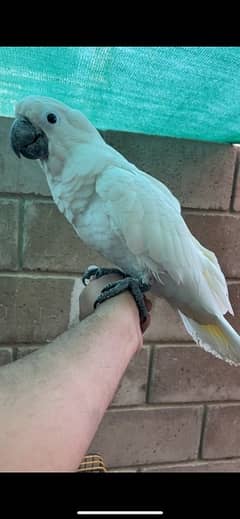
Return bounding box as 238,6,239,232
1,115,240,472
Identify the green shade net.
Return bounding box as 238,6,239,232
0,46,240,143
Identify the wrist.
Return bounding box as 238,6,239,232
96,290,143,352
79,275,143,352
79,274,125,320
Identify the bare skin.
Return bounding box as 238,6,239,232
0,275,151,472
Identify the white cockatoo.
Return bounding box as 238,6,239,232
10,95,240,365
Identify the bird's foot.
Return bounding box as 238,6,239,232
82,265,126,286
94,276,151,330
82,265,152,331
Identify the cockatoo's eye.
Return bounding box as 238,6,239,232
47,113,57,124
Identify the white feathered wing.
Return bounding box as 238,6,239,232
96,165,240,365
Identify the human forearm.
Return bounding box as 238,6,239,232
0,289,142,471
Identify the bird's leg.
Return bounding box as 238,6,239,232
82,265,126,286
94,276,152,330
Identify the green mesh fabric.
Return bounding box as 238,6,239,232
0,46,240,143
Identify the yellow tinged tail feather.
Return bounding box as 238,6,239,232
179,312,240,366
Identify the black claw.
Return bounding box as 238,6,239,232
94,276,151,326
82,266,126,286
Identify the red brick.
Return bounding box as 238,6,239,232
0,199,19,270
23,200,110,272
202,404,240,459
0,274,78,343
142,459,240,471
105,130,236,210
112,346,149,406
144,294,190,343
184,213,240,278
89,405,203,467
149,345,240,403
0,347,13,365
0,117,50,196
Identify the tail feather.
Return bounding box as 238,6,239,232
179,311,240,366
193,236,234,316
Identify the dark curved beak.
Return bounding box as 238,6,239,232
10,115,48,160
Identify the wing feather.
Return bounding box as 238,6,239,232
96,166,199,285
96,165,232,318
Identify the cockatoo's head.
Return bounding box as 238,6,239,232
10,95,100,161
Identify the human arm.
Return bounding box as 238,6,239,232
0,276,149,471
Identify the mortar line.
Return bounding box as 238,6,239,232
198,404,207,459
230,148,240,211
17,199,25,270
0,192,51,201
146,345,155,403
